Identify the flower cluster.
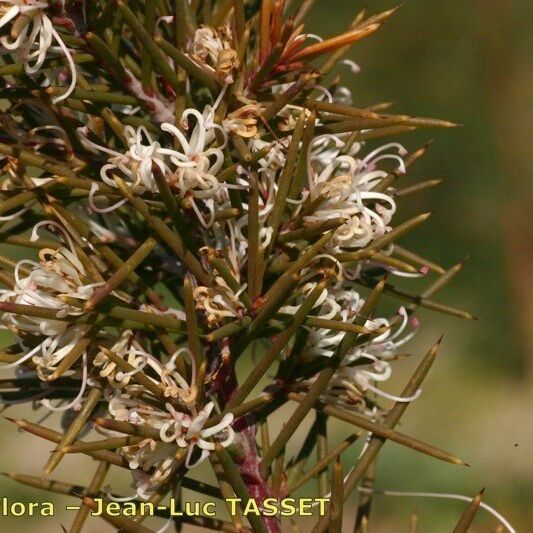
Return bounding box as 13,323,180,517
305,141,403,250
81,109,229,226
0,221,99,378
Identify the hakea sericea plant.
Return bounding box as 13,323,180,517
0,1,515,532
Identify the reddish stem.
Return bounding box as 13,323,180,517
216,350,282,533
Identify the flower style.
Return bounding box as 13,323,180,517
0,0,76,102
307,132,361,169
279,279,337,321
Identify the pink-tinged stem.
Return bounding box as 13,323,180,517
216,348,282,533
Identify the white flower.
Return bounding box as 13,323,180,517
161,109,227,194
161,108,228,226
104,435,179,500
129,453,176,500
188,25,227,65
113,396,234,499
279,280,337,318
206,146,276,270
225,214,273,273
250,137,287,175
107,389,234,482
287,281,420,411
0,0,76,102
97,335,197,404
243,138,287,219
277,104,313,132
324,303,420,410
304,143,407,249
0,221,101,377
94,330,147,389
306,133,362,175
81,110,229,226
79,125,170,212
159,401,234,468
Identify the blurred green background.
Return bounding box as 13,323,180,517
0,1,532,531
309,0,533,531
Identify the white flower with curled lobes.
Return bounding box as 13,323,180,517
102,424,180,500
225,163,276,270
161,108,229,227
78,125,172,213
0,0,76,102
277,104,313,132
100,340,231,490
305,143,406,249
80,108,236,225
228,212,273,271
284,278,420,411
107,389,234,473
279,280,340,321
93,330,150,390
0,221,101,378
320,304,421,411
280,279,359,360
105,399,233,499
249,137,287,176
308,132,362,169
159,401,234,468
243,138,287,223
96,334,197,405
129,454,176,500
78,126,168,208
